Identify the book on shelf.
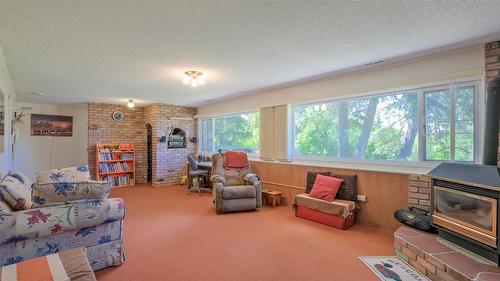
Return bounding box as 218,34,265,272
98,153,134,161
98,162,131,173
121,153,134,160
96,143,135,187
99,153,112,161
103,175,131,187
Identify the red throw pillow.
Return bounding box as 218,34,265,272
309,174,344,202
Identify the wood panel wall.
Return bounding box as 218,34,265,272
250,161,409,230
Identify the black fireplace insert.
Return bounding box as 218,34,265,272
428,164,500,264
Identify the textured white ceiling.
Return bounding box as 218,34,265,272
1,1,500,106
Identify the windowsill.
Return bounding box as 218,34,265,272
248,156,438,175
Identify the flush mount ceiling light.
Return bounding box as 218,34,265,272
182,71,205,87
127,100,135,108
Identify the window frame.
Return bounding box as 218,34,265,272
198,110,260,156
291,78,483,165
421,82,479,163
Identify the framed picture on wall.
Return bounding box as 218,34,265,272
31,114,73,137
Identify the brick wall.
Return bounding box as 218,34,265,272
408,175,431,212
152,104,197,186
486,41,500,85
88,102,196,186
88,103,147,183
485,40,500,166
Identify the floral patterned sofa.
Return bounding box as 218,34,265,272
0,166,125,271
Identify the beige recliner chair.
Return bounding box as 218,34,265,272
210,153,262,213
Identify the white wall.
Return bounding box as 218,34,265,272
13,102,88,179
0,42,16,176
197,46,485,116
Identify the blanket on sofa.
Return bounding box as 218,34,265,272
293,193,355,218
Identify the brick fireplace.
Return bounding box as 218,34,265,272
397,40,500,279
88,102,197,186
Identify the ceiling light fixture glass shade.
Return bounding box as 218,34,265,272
182,71,205,87
127,100,135,108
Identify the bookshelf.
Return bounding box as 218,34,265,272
96,143,135,187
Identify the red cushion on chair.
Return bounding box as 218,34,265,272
226,151,249,168
309,174,344,202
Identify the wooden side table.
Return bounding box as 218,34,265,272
262,190,282,207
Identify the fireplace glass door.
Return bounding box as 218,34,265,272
433,186,497,247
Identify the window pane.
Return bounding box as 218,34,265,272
294,92,419,161
294,102,338,157
213,112,259,153
365,93,419,161
455,87,475,161
425,90,451,161
201,118,213,151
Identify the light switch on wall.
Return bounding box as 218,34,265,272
357,195,367,202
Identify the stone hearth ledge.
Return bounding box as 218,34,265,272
394,226,500,281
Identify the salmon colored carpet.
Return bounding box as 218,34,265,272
95,184,395,281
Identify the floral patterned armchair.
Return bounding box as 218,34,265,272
0,166,125,271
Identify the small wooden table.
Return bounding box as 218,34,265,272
262,190,282,207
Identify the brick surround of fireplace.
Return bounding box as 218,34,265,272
409,175,432,212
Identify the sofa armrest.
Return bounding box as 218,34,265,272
0,198,125,244
210,175,227,186
0,200,12,214
213,182,225,213
243,173,259,185
243,173,262,208
253,180,262,208
32,180,112,208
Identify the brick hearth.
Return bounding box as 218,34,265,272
395,226,500,281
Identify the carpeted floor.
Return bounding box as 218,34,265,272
95,184,395,281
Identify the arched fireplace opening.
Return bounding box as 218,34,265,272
168,128,186,148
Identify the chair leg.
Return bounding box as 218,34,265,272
198,177,203,195
188,175,207,196
188,175,199,195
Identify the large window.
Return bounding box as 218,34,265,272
201,112,260,153
293,81,478,162
424,86,475,161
